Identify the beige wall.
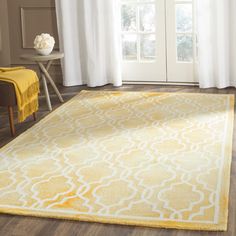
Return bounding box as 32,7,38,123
0,0,11,66
1,0,62,83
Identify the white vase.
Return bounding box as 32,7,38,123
35,47,53,56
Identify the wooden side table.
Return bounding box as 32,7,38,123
21,52,64,111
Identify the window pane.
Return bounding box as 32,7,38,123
177,35,193,62
121,5,137,32
122,34,138,60
140,34,156,61
139,4,155,32
176,4,192,33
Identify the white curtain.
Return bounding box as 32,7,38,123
55,0,122,87
196,0,236,88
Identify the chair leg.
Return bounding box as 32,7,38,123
8,106,15,137
33,112,37,121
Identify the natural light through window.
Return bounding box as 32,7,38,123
121,0,156,62
175,0,194,62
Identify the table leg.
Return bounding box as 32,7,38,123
46,60,53,71
41,72,52,111
38,62,64,103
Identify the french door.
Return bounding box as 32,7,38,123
121,0,197,83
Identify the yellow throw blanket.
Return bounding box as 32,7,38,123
0,67,26,72
0,67,40,122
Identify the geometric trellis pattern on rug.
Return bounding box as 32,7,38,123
0,91,234,231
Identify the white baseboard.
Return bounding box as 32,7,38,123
122,81,199,86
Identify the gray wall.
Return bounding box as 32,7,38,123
0,0,11,66
0,0,62,83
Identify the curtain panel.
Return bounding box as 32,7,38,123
55,0,122,87
196,0,236,88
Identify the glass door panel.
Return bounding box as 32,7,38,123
166,0,197,83
121,0,197,83
121,0,167,82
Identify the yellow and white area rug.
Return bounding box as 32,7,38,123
0,91,234,231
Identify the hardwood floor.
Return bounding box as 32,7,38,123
0,84,235,236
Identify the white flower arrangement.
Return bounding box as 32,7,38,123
34,33,55,49
34,33,55,56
